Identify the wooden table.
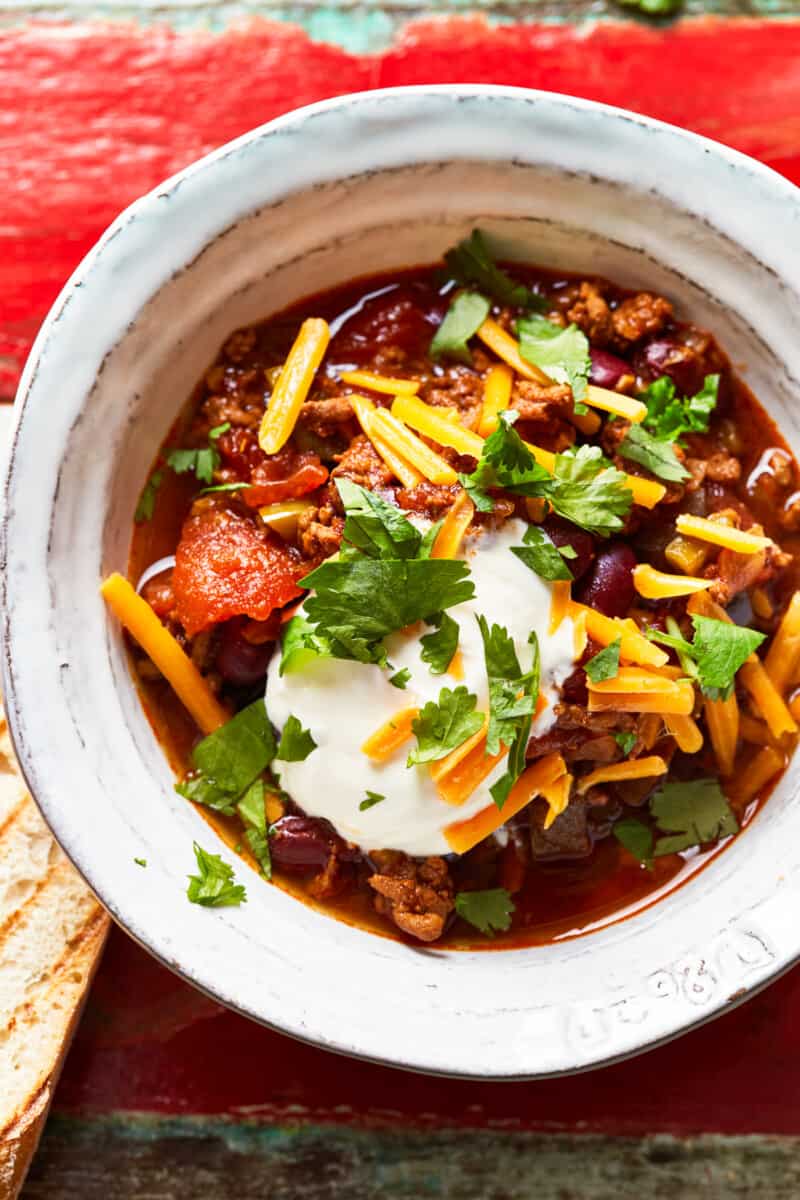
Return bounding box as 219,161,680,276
5,6,800,1195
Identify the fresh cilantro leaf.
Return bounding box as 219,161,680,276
650,778,738,856
197,482,253,496
176,700,276,813
585,637,621,683
618,423,690,482
455,888,515,935
407,686,485,766
430,291,491,363
279,616,336,675
613,818,654,865
134,857,147,868
545,446,633,537
517,315,590,402
186,842,247,907
135,470,163,523
458,411,550,513
359,791,385,812
276,715,317,762
336,478,422,561
420,612,460,675
237,777,271,878
167,422,231,486
300,557,474,667
443,229,547,311
490,631,541,810
511,525,574,581
648,615,765,701
477,616,537,757
641,374,719,444
614,731,637,756
389,668,412,690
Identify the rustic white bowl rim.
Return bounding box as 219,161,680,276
4,86,800,1079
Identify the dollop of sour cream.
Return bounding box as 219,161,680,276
265,518,577,857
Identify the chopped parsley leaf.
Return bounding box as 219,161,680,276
430,291,491,363
336,478,423,561
389,667,412,690
420,611,460,675
477,616,538,757
134,469,163,523
585,637,621,683
511,524,574,582
359,791,386,812
186,842,247,907
648,614,765,701
641,374,719,445
651,778,738,856
407,686,485,766
517,315,590,402
618,422,690,482
490,632,541,811
175,700,276,815
134,857,147,868
443,229,547,311
455,888,515,935
276,715,317,762
237,777,272,878
613,818,653,866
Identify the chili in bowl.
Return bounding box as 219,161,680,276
5,87,800,1077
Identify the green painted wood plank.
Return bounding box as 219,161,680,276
21,1116,800,1198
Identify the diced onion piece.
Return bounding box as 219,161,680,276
476,318,551,384
258,318,330,454
478,364,513,437
429,718,489,785
447,649,465,681
100,573,229,735
391,394,485,459
350,394,422,489
633,563,713,600
541,772,572,830
550,581,571,634
576,755,667,794
431,490,475,559
339,370,419,396
443,753,566,854
258,499,313,539
371,409,459,485
731,745,786,804
361,707,420,762
585,385,648,424
664,534,709,576
765,591,800,695
739,658,798,739
567,602,669,669
704,694,739,777
738,714,776,747
664,713,703,754
434,738,508,806
521,439,665,510
587,667,681,696
675,514,772,555
588,680,695,716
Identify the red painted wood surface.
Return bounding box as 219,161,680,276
4,14,800,1133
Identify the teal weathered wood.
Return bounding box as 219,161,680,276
21,1117,800,1198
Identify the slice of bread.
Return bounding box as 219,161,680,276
0,706,109,1199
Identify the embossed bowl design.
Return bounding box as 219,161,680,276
3,87,800,1077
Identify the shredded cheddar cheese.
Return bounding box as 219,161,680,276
447,648,465,681
429,718,490,785
391,394,484,459
431,490,475,559
765,591,800,696
664,714,703,754
541,772,572,830
585,385,647,424
478,364,514,437
100,573,229,735
258,318,330,454
550,581,571,634
704,694,739,777
361,707,420,762
739,658,798,739
476,318,551,384
730,745,785,804
633,563,713,600
567,602,669,669
675,514,772,555
587,667,683,696
349,394,422,489
576,756,668,794
588,679,695,716
443,754,566,854
370,408,459,485
339,370,419,396
433,737,508,806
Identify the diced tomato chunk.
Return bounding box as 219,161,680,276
172,507,302,637
216,430,328,507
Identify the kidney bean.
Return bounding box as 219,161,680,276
270,815,360,873
329,284,444,363
575,542,637,618
559,667,589,707
541,515,596,581
589,348,631,390
215,618,274,686
634,337,706,398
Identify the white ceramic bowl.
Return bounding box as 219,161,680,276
4,86,800,1078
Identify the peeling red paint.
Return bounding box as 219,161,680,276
2,18,800,398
